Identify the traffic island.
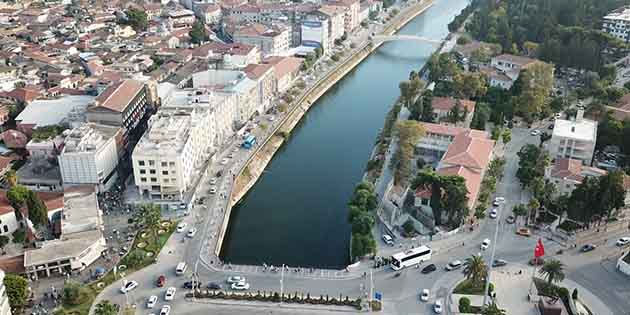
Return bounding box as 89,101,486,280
185,290,363,310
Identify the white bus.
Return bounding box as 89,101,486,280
391,245,432,270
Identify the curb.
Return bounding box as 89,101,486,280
184,297,364,313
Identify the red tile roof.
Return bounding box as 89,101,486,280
1,129,28,149
421,122,468,137
94,79,144,113
263,56,303,80
441,131,494,170
0,190,64,216
243,63,273,79
431,97,476,113
0,87,43,104
550,158,607,182
0,255,25,274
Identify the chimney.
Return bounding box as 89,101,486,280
576,108,584,122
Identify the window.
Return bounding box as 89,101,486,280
162,171,168,175
161,162,168,167
169,162,175,167
140,170,146,174
150,169,156,174
150,178,157,182
140,177,147,182
149,160,155,166
2,225,7,233
138,160,145,166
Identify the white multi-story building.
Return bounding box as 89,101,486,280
301,16,330,52
549,109,598,165
0,269,12,315
603,7,630,42
58,124,122,191
192,69,259,125
132,109,212,201
232,23,290,57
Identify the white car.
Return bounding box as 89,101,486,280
268,116,276,121
164,287,176,301
445,260,463,271
146,296,158,308
209,178,217,185
209,187,217,194
231,282,250,290
494,197,505,203
120,280,139,293
420,289,429,302
160,305,171,315
176,222,187,233
489,208,498,219
616,237,630,246
187,228,197,238
382,234,394,246
220,158,229,165
433,299,443,313
481,238,491,250
530,129,541,136
226,276,246,284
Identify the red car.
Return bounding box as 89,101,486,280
156,275,166,287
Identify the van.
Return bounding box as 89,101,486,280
382,234,394,246
175,262,187,276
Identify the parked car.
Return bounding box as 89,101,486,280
156,275,166,287
120,280,138,294
207,282,222,290
616,237,630,246
209,187,217,194
530,129,541,136
146,296,158,308
226,276,246,284
176,222,187,233
494,197,505,203
580,244,596,252
231,282,250,290
187,228,197,238
220,158,228,165
209,178,217,185
481,238,491,250
516,228,531,237
382,234,394,246
505,215,515,224
421,264,437,274
489,208,498,219
420,289,430,302
492,259,507,267
433,299,443,313
164,287,176,301
160,305,171,315
445,260,463,271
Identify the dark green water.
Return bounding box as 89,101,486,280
221,0,470,269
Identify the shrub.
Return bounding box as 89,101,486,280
456,35,471,45
572,288,578,300
459,297,472,313
11,228,25,244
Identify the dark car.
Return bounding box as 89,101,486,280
156,275,166,287
421,264,437,274
183,281,201,289
581,244,596,252
492,259,507,267
207,282,221,290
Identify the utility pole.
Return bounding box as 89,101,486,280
280,264,285,304
369,269,374,311
482,204,501,307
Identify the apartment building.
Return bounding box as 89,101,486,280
192,69,258,125
244,63,275,113
482,54,538,89
232,23,290,57
431,97,476,127
318,5,345,44
603,7,630,42
0,269,11,315
58,124,122,191
301,14,330,52
86,79,148,141
263,56,303,93
132,108,212,201
549,109,598,165
326,0,360,34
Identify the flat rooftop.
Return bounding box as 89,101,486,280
62,123,120,154
553,118,597,142
62,186,100,234
24,229,103,267
15,95,94,127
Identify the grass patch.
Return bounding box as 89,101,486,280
453,279,488,295
56,221,177,315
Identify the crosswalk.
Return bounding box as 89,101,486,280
212,263,362,280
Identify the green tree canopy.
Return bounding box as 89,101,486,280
190,20,208,45
539,259,565,284
392,120,425,184
4,274,28,311
94,300,118,315
122,8,148,31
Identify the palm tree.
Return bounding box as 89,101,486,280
139,204,162,246
94,300,118,315
464,255,487,287
4,169,17,187
539,259,565,284
481,302,506,315
512,204,527,226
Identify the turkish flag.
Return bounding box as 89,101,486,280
534,239,545,258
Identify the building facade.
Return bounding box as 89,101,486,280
603,7,630,42
549,109,598,165
86,79,148,135
232,23,290,57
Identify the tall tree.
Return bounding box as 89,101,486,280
516,144,549,187
4,274,28,311
393,121,425,184
3,169,17,187
94,300,118,315
139,204,162,246
482,302,506,315
190,20,208,45
513,62,554,122
123,8,148,31
464,255,488,287
539,259,565,284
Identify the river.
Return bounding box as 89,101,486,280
220,0,470,269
